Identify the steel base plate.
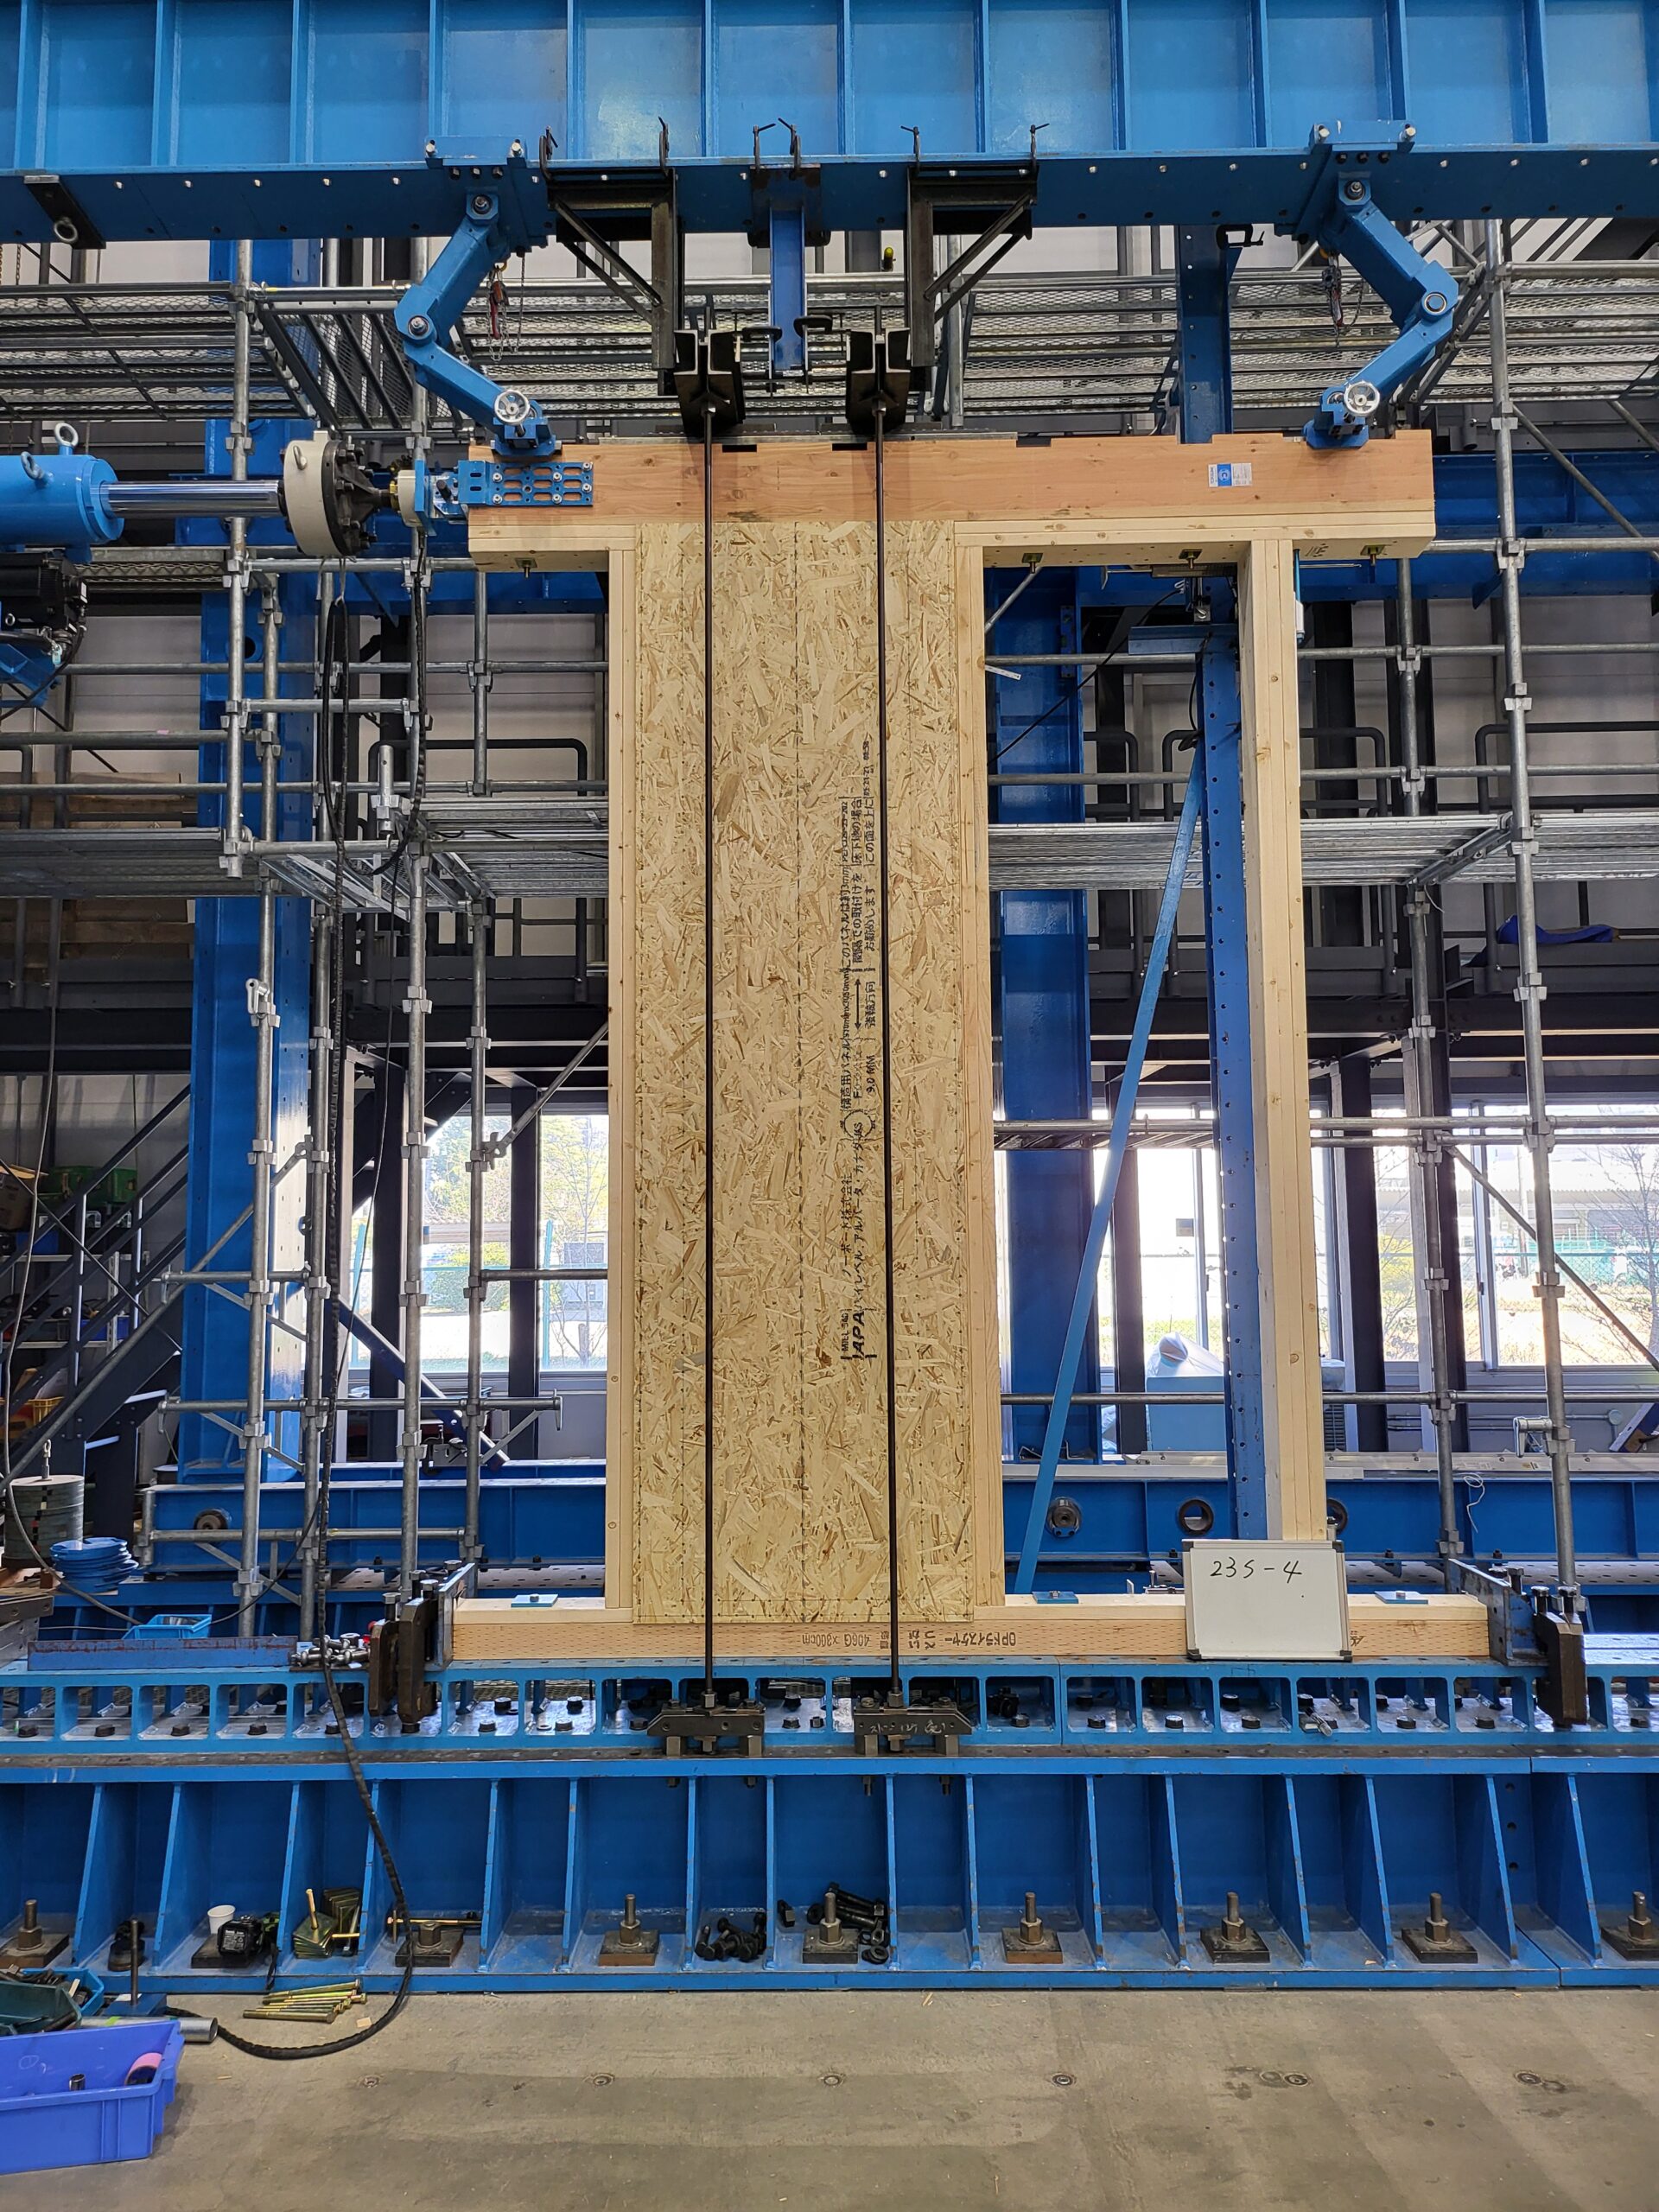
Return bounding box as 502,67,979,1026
1401,1921,1479,1964
1600,1918,1659,1961
1199,1920,1270,1964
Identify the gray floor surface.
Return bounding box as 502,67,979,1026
8,1988,1658,2211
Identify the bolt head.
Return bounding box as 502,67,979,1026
1344,178,1366,200
406,315,430,340
471,193,493,216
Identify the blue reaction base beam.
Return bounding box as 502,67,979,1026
3,1643,1658,1990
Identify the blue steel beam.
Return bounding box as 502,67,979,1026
0,2,1656,240
137,1465,1659,1580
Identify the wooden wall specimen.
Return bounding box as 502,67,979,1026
613,516,998,1625
470,433,1440,1648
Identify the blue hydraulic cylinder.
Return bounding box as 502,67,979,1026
175,242,316,1484
0,445,121,559
1197,590,1268,1532
991,569,1099,1460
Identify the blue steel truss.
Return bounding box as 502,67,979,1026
0,0,1656,243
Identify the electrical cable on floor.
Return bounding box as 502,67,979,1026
167,581,416,2060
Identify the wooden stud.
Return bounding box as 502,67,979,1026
1238,537,1328,1541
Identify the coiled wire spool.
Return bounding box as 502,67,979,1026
3,1470,85,1567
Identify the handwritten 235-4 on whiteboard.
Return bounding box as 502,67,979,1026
1183,1541,1351,1661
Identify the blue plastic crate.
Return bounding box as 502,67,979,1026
122,1611,214,1643
0,2020,183,2174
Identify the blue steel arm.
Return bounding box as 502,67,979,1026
394,192,557,457
1285,158,1456,451
1011,753,1205,1593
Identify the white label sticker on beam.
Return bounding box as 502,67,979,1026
1183,1540,1350,1661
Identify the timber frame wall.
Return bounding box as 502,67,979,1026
457,432,1493,1661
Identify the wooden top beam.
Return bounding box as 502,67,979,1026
468,431,1436,566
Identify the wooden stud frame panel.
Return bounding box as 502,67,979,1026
469,434,1439,1654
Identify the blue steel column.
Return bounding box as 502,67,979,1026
175,241,315,1483
1176,241,1271,1529
768,195,809,377
1175,226,1239,442
1198,594,1268,1527
993,569,1099,1460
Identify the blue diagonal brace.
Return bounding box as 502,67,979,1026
1011,753,1204,1593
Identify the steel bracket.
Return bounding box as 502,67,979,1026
648,1697,767,1758
904,164,1037,373
849,1694,973,1757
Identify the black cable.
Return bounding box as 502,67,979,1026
700,397,717,1713
168,577,415,2060
1,982,60,1508
989,590,1183,768
872,395,903,1700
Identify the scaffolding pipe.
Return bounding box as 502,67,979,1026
1487,219,1579,1606
297,906,334,1639
233,871,279,1618
1395,573,1462,1572
221,237,253,877
398,849,430,1600
470,573,491,796
464,900,489,1567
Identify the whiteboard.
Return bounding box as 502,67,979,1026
1183,1541,1351,1662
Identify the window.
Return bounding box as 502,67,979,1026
538,1111,608,1371
1465,1103,1659,1367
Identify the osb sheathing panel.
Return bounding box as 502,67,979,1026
620,524,705,1622
617,518,995,1624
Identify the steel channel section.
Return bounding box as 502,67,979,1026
2,1646,1657,1989
993,570,1099,1459
175,241,316,1488
1,0,1657,236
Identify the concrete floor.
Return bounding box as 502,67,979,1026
10,1989,1658,2210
